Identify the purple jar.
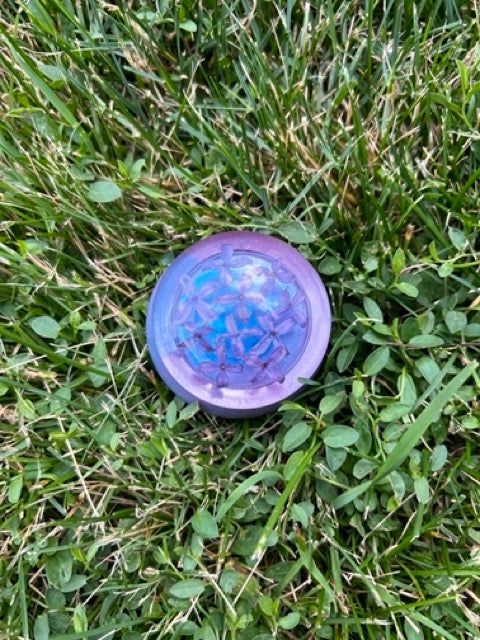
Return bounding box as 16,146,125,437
146,231,331,417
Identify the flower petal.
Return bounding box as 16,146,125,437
216,370,229,387
225,314,238,335
292,290,305,306
220,244,233,263
246,293,264,305
251,335,271,354
269,369,285,383
270,345,287,364
197,301,216,321
226,363,243,373
238,275,253,292
258,314,273,331
244,327,263,337
245,355,262,367
277,317,296,335
179,275,194,295
251,368,269,384
232,338,245,356
295,309,307,326
216,293,237,304
195,336,212,351
277,271,294,283
260,273,275,294
174,302,192,323
215,341,227,361
277,289,290,310
236,302,250,321
220,267,233,285
199,281,217,298
198,361,218,374
231,256,252,267
274,261,295,283
199,325,212,336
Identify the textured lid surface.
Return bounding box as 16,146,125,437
146,231,331,417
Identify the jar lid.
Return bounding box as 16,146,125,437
146,231,331,417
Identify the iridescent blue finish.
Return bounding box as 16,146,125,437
172,244,309,389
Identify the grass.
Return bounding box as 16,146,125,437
0,0,480,638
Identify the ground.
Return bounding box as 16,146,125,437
0,1,480,639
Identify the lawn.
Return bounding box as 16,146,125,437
1,1,480,639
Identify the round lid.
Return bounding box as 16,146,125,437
146,231,331,418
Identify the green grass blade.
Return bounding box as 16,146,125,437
252,444,319,559
334,362,477,508
373,362,477,482
215,470,282,522
1,30,93,153
410,612,461,640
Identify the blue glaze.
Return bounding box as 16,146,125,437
171,245,309,389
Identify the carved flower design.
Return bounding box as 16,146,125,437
274,289,307,326
174,276,216,323
172,250,309,390
214,244,252,283
251,313,296,355
198,342,243,387
260,259,296,293
176,322,212,352
221,314,263,356
245,345,287,384
216,275,264,321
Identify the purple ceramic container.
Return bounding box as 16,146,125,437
146,231,331,417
